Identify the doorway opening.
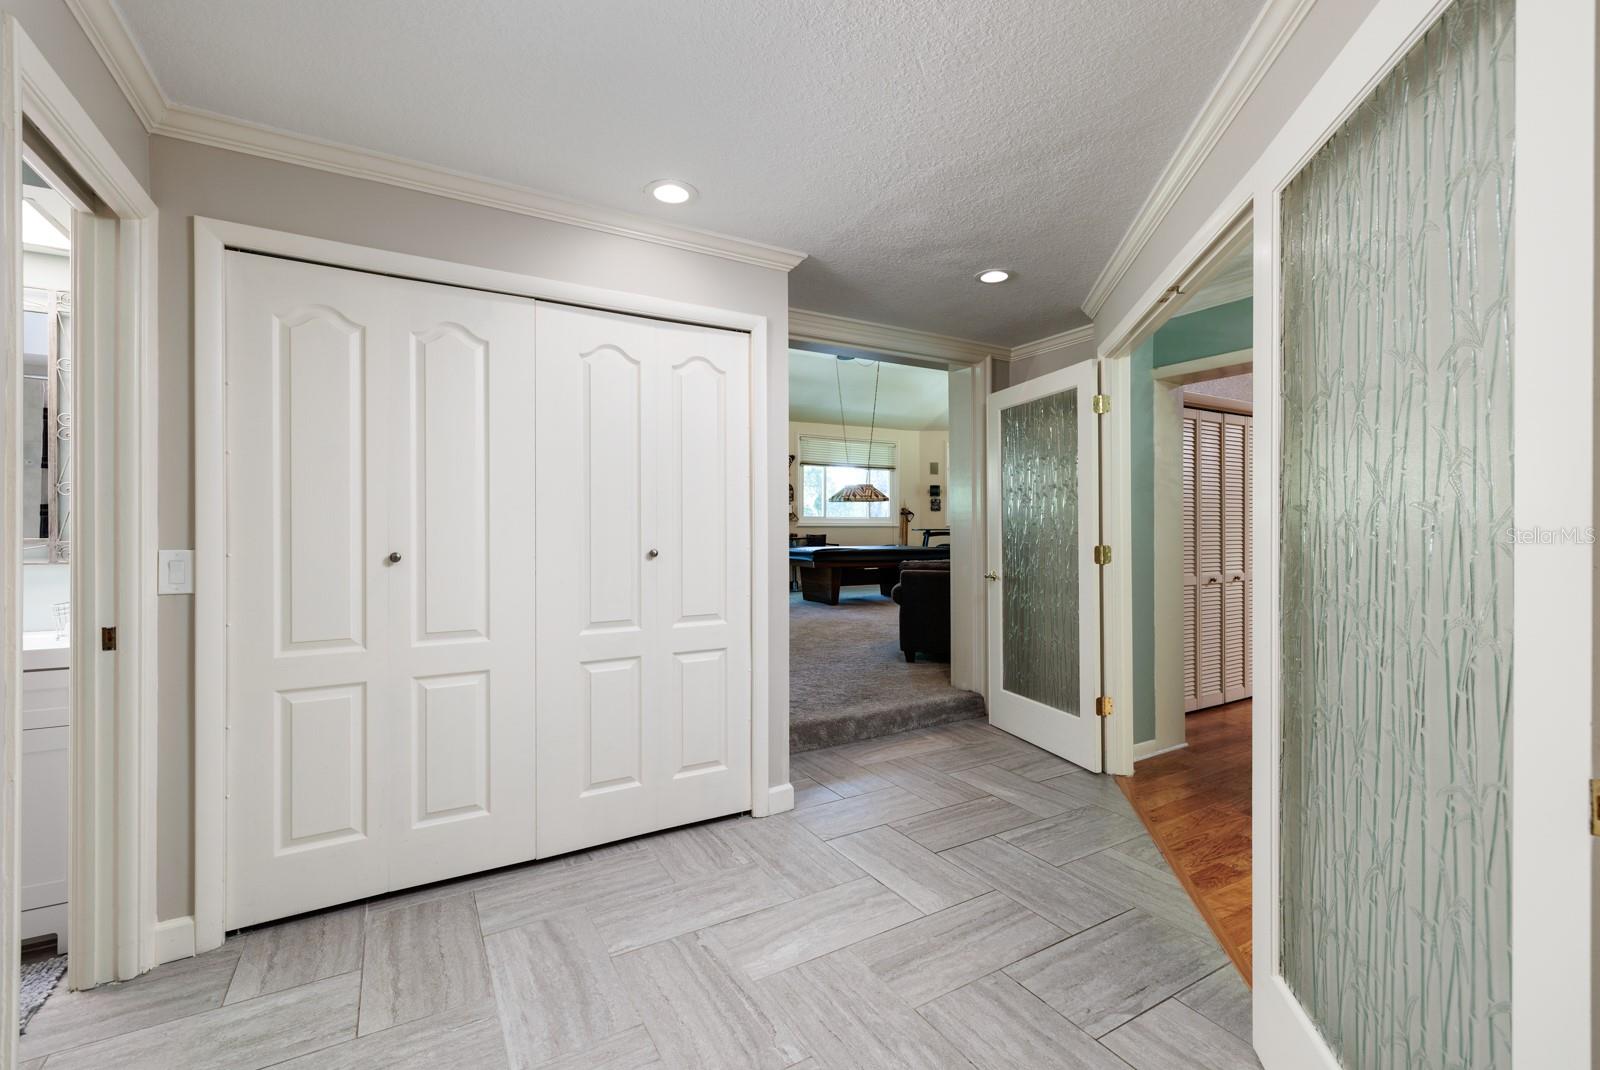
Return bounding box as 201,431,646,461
1106,232,1257,983
785,347,982,752
17,149,77,1027
4,28,161,1050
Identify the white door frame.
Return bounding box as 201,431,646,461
784,330,993,698
1099,209,1252,779
1147,348,1252,762
192,217,776,953
1,15,160,1033
1098,0,1594,1064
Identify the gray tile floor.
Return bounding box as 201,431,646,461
20,719,1261,1069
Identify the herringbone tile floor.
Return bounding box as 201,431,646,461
20,719,1260,1069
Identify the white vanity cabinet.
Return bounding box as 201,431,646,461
21,659,69,951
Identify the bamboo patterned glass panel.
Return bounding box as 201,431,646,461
1000,388,1079,713
1279,0,1513,1067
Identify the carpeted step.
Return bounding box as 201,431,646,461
790,689,985,753
789,588,986,753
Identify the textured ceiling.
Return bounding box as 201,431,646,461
789,350,948,430
115,0,1264,345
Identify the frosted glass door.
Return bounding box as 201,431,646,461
985,360,1101,771
1277,0,1513,1066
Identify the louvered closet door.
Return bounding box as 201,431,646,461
1181,412,1200,710
534,303,751,856
1220,414,1252,702
225,253,537,929
1181,407,1252,712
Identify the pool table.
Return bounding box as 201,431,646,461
788,544,952,605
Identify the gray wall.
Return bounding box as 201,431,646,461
149,136,792,919
994,335,1097,390
7,1,149,188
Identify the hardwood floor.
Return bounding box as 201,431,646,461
21,719,1258,1069
1117,699,1253,984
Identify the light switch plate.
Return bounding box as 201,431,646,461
158,549,194,595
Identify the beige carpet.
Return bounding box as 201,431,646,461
789,589,984,752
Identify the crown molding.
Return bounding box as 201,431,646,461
791,310,1099,366
1080,0,1315,319
66,1,807,272
789,308,1006,365
1007,324,1097,363
64,0,166,130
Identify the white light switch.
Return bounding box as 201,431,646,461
158,549,194,595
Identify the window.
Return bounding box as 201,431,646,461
797,435,895,523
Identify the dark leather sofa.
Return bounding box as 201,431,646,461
891,559,952,662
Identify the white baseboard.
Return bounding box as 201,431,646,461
1133,739,1189,763
152,916,195,965
764,782,795,815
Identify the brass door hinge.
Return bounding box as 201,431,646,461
1093,544,1112,566
1095,695,1113,718
100,626,117,652
1592,779,1600,837
1092,394,1112,415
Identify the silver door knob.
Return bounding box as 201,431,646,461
387,552,402,564
984,570,999,581
647,549,660,559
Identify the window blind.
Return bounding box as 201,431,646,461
797,435,897,469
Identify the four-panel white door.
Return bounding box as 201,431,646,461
225,253,753,928
225,253,543,928
533,304,752,856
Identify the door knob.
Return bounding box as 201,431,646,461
647,548,660,559
984,570,999,581
387,552,402,564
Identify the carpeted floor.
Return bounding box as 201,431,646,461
789,588,984,752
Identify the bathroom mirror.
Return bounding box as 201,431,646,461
21,287,70,564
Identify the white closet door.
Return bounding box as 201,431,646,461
1220,414,1252,703
381,279,538,890
1181,412,1200,710
225,253,538,928
1180,406,1253,714
227,253,395,927
534,304,751,856
1192,411,1226,709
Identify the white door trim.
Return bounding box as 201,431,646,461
2,17,160,1029
193,217,776,952
1145,350,1253,762
1507,0,1595,1063
1098,210,1252,779
784,338,990,700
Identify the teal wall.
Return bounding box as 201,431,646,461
1153,297,1252,367
1130,297,1251,744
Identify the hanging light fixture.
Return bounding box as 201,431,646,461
829,358,890,504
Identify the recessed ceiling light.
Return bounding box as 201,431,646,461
647,179,697,205
976,269,1011,284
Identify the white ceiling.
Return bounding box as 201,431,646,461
114,0,1265,345
789,350,948,431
